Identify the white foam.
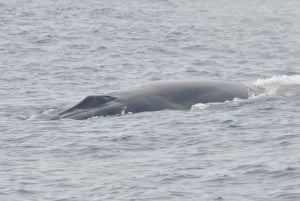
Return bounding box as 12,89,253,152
248,75,300,98
191,103,211,110
191,75,300,111
253,75,300,86
191,100,238,111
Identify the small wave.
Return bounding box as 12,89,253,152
248,75,300,98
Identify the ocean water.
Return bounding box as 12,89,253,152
1,0,300,200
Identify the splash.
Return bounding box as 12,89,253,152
191,103,211,110
192,75,300,111
29,108,61,120
191,98,245,111
248,75,300,98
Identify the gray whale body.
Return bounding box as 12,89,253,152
56,80,248,120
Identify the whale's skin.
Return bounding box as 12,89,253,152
56,80,249,120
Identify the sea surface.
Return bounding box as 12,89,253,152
1,0,300,200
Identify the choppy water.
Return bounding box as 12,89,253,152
1,0,300,200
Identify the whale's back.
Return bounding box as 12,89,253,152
111,80,248,112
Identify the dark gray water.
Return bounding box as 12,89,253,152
1,0,300,200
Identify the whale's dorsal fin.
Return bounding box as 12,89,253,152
59,95,116,115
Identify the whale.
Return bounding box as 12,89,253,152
53,80,248,120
